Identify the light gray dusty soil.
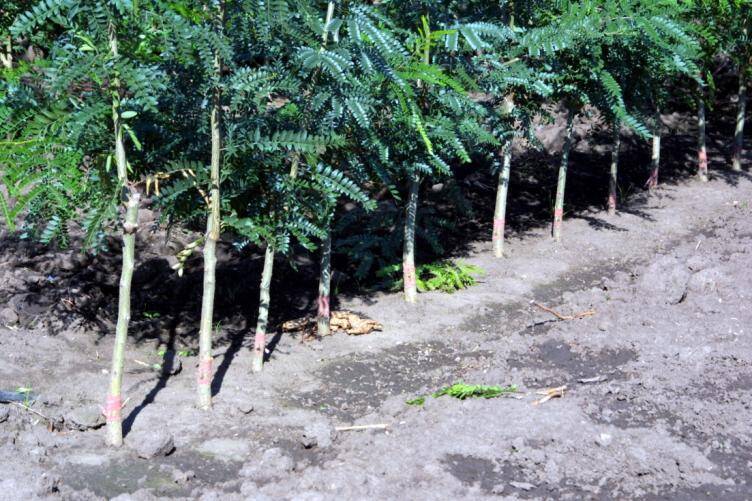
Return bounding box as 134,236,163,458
1,172,751,500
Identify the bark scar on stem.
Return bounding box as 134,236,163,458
123,222,139,234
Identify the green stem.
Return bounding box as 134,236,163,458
106,191,139,447
698,96,708,182
733,70,747,172
492,143,512,258
552,110,575,242
647,108,661,189
608,122,620,214
317,227,332,336
251,155,299,372
105,23,139,448
251,244,275,373
196,51,222,409
403,174,419,303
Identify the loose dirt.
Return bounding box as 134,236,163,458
1,145,752,498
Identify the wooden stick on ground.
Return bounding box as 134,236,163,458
532,302,595,321
335,424,389,432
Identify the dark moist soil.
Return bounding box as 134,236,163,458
1,102,752,500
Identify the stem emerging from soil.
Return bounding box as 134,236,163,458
252,244,275,373
698,95,709,182
492,143,512,257
646,108,662,189
196,41,223,409
608,122,621,215
552,109,575,242
732,70,747,172
317,227,332,336
403,174,420,303
105,23,139,448
251,155,299,372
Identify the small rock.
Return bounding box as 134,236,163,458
67,405,105,430
172,469,196,484
491,483,505,494
236,403,254,415
0,307,19,325
597,321,611,332
34,473,61,496
510,481,536,491
301,422,332,449
41,394,63,407
0,407,9,423
595,432,613,447
129,430,175,459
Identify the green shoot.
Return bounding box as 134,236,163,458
432,382,517,400
378,260,485,294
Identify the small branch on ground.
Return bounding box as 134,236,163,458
532,302,595,321
335,424,389,432
533,385,567,405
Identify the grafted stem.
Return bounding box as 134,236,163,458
251,245,275,373
697,96,708,182
646,108,662,189
608,122,621,215
492,143,512,257
732,70,747,172
552,109,575,242
317,227,332,336
403,174,419,303
196,3,224,409
104,24,139,448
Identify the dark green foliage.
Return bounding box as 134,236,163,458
377,260,484,294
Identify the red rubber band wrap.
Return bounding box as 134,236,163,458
554,208,564,220
403,262,417,290
197,357,213,386
317,295,330,318
103,394,122,422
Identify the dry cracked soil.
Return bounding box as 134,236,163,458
1,171,752,499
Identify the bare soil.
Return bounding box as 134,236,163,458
1,115,752,500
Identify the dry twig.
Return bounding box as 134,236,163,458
334,424,389,432
533,385,567,405
532,302,595,321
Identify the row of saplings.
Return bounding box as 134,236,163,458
99,81,746,448
3,2,747,450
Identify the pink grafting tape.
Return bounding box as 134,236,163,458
493,218,505,239
317,295,330,318
699,149,708,165
197,357,213,386
404,262,417,289
103,394,122,422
